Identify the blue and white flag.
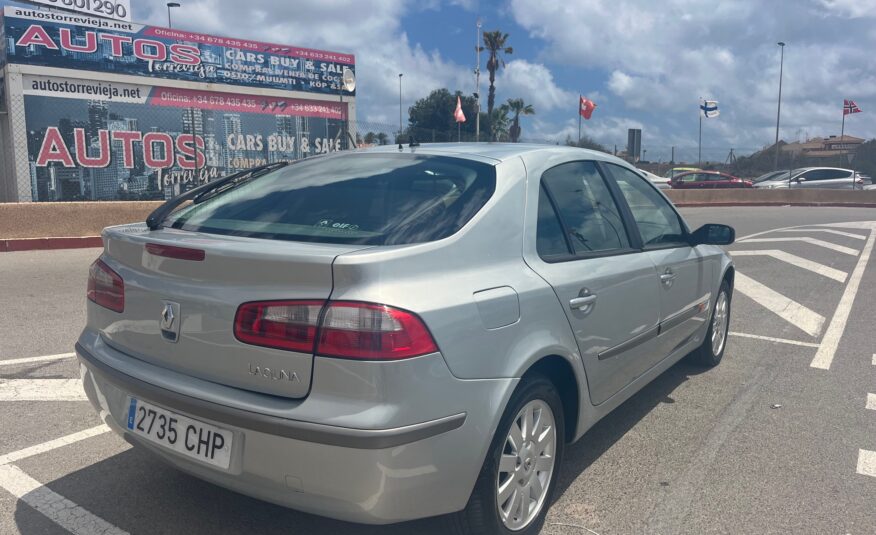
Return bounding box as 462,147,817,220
700,99,719,118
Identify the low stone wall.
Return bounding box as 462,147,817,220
1,189,875,247
0,201,162,239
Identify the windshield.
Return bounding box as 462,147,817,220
165,153,496,245
753,170,788,183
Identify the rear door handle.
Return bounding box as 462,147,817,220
569,295,597,309
660,271,677,285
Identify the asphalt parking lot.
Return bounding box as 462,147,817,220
2,205,876,535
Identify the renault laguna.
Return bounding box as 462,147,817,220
77,144,735,535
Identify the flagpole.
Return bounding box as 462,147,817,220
841,103,846,180
698,111,702,166
458,121,461,142
578,96,582,144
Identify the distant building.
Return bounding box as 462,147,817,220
781,135,864,159
627,129,642,162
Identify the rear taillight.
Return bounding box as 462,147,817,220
87,259,124,313
234,300,323,353
146,243,205,261
233,300,438,360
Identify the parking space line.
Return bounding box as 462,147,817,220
0,353,76,367
857,450,876,478
867,394,876,411
777,229,867,240
728,332,819,347
0,425,109,466
0,464,128,535
733,273,825,337
873,354,876,366
0,379,87,401
810,230,876,370
730,250,847,282
739,237,859,256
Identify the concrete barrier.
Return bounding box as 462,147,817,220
1,189,875,251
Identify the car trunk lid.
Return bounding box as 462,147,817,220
92,223,368,399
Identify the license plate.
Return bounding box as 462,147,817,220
126,397,233,469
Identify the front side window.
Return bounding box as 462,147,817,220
166,153,496,245
604,163,687,249
540,161,630,256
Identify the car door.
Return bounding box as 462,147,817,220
527,160,662,406
795,169,823,188
603,163,713,360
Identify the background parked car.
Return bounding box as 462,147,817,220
638,168,671,189
754,167,869,189
752,170,792,184
671,171,754,189
663,166,701,180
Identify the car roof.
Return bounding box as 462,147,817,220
358,142,624,164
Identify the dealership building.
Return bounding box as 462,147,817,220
0,5,356,202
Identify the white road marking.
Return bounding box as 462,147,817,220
777,228,867,240
0,426,110,466
0,464,128,534
814,222,876,230
730,250,847,282
0,352,76,367
733,273,825,337
739,237,859,256
857,449,876,478
810,229,876,370
0,379,87,401
728,331,820,347
867,394,876,411
873,354,876,366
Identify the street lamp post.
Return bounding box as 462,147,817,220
774,41,785,171
166,2,180,28
398,73,403,142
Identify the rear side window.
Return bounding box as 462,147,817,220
539,161,630,256
166,153,496,245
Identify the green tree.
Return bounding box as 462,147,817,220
479,30,513,139
566,135,609,153
490,104,512,142
376,132,389,145
506,98,534,142
408,88,479,141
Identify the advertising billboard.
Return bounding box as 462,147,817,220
25,0,132,23
1,6,356,96
23,74,348,201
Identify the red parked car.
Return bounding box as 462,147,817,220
671,170,753,189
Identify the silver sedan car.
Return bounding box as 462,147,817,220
77,144,735,534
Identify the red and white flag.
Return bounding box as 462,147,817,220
454,96,466,123
844,99,862,115
579,96,597,120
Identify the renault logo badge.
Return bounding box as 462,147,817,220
160,301,181,342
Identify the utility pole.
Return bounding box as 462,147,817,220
474,19,482,142
671,146,675,164
398,73,403,142
774,42,786,170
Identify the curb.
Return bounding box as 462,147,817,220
0,236,103,253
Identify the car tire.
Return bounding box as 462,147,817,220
688,279,731,367
447,376,565,535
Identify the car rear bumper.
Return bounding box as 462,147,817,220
76,334,517,524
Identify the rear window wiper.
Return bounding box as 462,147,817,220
145,162,289,231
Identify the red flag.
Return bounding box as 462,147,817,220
454,96,466,123
579,96,597,120
844,99,862,115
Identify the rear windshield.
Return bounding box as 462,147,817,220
165,153,496,245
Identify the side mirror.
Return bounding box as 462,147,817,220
795,177,805,183
690,223,735,246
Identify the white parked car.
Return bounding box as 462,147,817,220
638,168,671,189
755,167,869,190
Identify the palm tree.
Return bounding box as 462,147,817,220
479,30,513,138
506,98,535,142
489,104,512,142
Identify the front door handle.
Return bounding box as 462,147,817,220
569,295,597,309
660,270,677,286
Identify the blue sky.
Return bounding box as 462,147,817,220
6,0,876,162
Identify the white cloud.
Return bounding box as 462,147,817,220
496,60,576,112
510,0,876,151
